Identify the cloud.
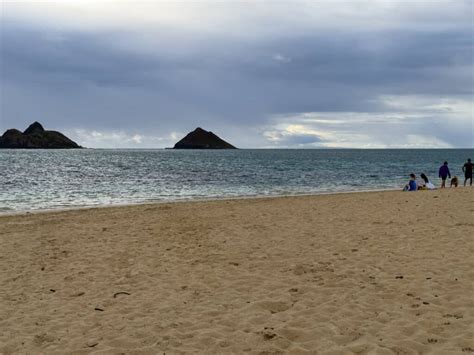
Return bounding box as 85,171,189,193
0,1,472,148
67,129,183,148
3,1,472,36
272,54,292,63
262,94,473,148
263,128,323,148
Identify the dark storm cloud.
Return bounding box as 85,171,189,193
0,1,472,148
1,28,159,88
1,24,279,131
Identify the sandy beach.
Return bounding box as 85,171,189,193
0,188,473,354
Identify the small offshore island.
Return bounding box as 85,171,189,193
0,122,81,149
173,127,237,149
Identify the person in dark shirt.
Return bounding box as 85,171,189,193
438,161,451,188
463,158,473,186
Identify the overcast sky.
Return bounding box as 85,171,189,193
1,0,473,148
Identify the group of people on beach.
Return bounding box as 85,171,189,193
404,158,473,191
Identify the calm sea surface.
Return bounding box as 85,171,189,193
0,149,472,213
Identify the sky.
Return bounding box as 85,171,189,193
1,0,473,148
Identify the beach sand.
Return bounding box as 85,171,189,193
0,188,473,354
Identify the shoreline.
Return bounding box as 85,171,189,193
0,187,405,217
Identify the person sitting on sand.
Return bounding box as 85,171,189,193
450,176,459,188
418,173,436,190
462,158,473,186
403,173,417,191
438,161,451,188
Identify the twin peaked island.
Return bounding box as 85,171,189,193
0,122,81,149
0,122,237,149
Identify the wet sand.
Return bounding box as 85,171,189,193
0,188,473,354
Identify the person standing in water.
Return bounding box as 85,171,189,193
438,161,451,188
463,158,473,186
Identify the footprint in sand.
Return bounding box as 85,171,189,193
256,301,291,314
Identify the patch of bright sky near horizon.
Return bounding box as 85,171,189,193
0,0,473,148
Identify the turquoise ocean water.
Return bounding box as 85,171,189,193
0,149,472,213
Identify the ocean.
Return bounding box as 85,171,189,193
0,149,472,213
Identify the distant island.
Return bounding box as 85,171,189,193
0,122,82,149
173,127,236,149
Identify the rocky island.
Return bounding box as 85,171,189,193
173,127,236,149
0,122,82,149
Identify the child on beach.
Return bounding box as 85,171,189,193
418,173,436,190
438,161,451,188
403,173,417,191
